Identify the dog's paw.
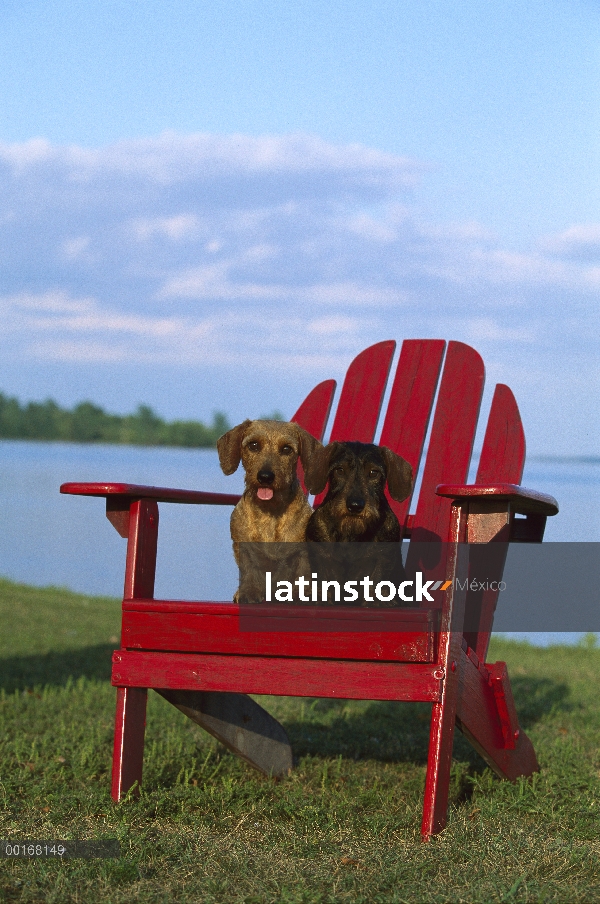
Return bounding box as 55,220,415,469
235,589,265,605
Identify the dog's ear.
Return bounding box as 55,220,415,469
293,425,322,472
303,442,339,495
380,446,413,503
217,420,252,475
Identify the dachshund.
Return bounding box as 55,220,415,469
217,419,320,602
303,441,413,604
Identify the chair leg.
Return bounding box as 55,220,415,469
421,696,458,840
111,686,147,801
419,503,470,839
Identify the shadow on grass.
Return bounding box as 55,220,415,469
0,644,115,694
0,648,571,785
287,700,438,766
285,674,571,767
509,675,572,727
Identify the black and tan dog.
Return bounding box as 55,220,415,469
218,419,320,602
304,441,413,542
303,441,413,603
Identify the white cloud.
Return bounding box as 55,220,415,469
344,214,398,243
2,131,599,314
159,263,283,301
0,137,53,169
0,132,423,190
460,317,536,343
29,340,136,364
419,220,497,243
583,267,600,288
464,249,571,286
304,282,406,306
306,315,362,335
1,290,94,315
0,132,597,457
423,245,600,292
61,236,91,260
541,224,600,260
0,290,205,342
159,267,406,306
131,214,200,241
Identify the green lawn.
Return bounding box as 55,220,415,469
1,577,599,903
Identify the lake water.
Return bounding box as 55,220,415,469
1,440,598,645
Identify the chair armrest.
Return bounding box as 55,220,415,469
436,483,558,517
60,482,241,506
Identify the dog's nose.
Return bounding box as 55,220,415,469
346,496,365,514
257,469,275,485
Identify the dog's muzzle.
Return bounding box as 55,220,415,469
257,468,275,501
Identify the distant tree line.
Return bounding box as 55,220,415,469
0,393,230,447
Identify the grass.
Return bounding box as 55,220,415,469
0,577,599,902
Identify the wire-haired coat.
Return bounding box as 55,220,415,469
217,419,320,602
303,441,413,604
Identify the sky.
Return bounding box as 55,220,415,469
0,0,599,455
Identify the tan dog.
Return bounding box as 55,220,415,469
217,419,320,602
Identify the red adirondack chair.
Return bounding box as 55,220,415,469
61,339,558,839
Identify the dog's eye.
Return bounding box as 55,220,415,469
369,469,381,478
247,441,260,452
280,445,294,456
333,466,345,475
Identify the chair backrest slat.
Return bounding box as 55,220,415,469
379,339,446,530
411,341,485,539
292,379,337,494
327,340,396,442
405,341,485,586
292,379,337,441
476,384,525,485
310,340,396,506
464,383,526,660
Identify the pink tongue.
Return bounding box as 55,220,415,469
257,487,274,501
